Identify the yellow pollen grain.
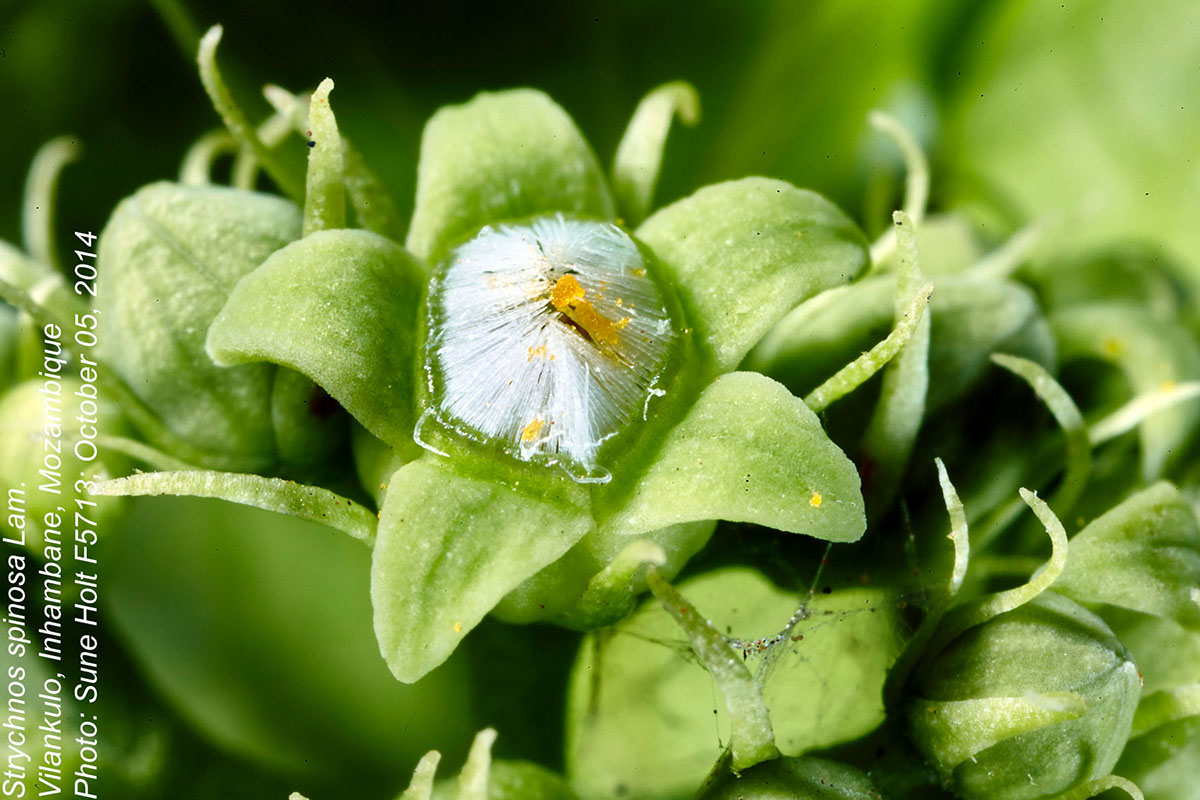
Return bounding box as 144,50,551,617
1102,337,1125,357
453,621,463,633
809,491,823,508
527,344,547,361
522,417,546,443
633,268,647,277
551,274,626,349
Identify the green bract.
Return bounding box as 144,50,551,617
200,84,871,682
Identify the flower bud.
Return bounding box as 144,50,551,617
697,756,885,800
908,591,1140,800
431,760,578,800
95,181,344,471
0,378,127,549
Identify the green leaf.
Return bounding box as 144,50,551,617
371,457,593,683
601,372,865,541
1051,303,1200,479
95,181,301,469
637,177,868,372
611,81,700,226
406,89,614,263
208,228,424,450
1056,482,1200,630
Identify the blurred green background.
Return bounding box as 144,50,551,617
5,0,1198,265
2,0,1198,797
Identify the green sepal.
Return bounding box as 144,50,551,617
600,372,865,542
208,228,425,451
636,177,868,372
1056,482,1200,630
95,181,301,469
371,456,594,683
406,89,614,263
1051,303,1200,479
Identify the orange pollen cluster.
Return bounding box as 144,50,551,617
550,274,630,349
521,417,547,443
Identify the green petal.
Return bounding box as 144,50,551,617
406,89,614,263
95,182,301,468
371,457,593,683
1056,482,1200,630
637,177,868,372
602,372,865,541
208,228,424,450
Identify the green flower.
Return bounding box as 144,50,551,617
200,80,871,684
89,28,874,686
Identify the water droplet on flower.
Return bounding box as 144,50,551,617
422,214,679,482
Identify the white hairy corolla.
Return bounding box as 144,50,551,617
421,214,677,483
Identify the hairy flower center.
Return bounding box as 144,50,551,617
422,214,677,482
